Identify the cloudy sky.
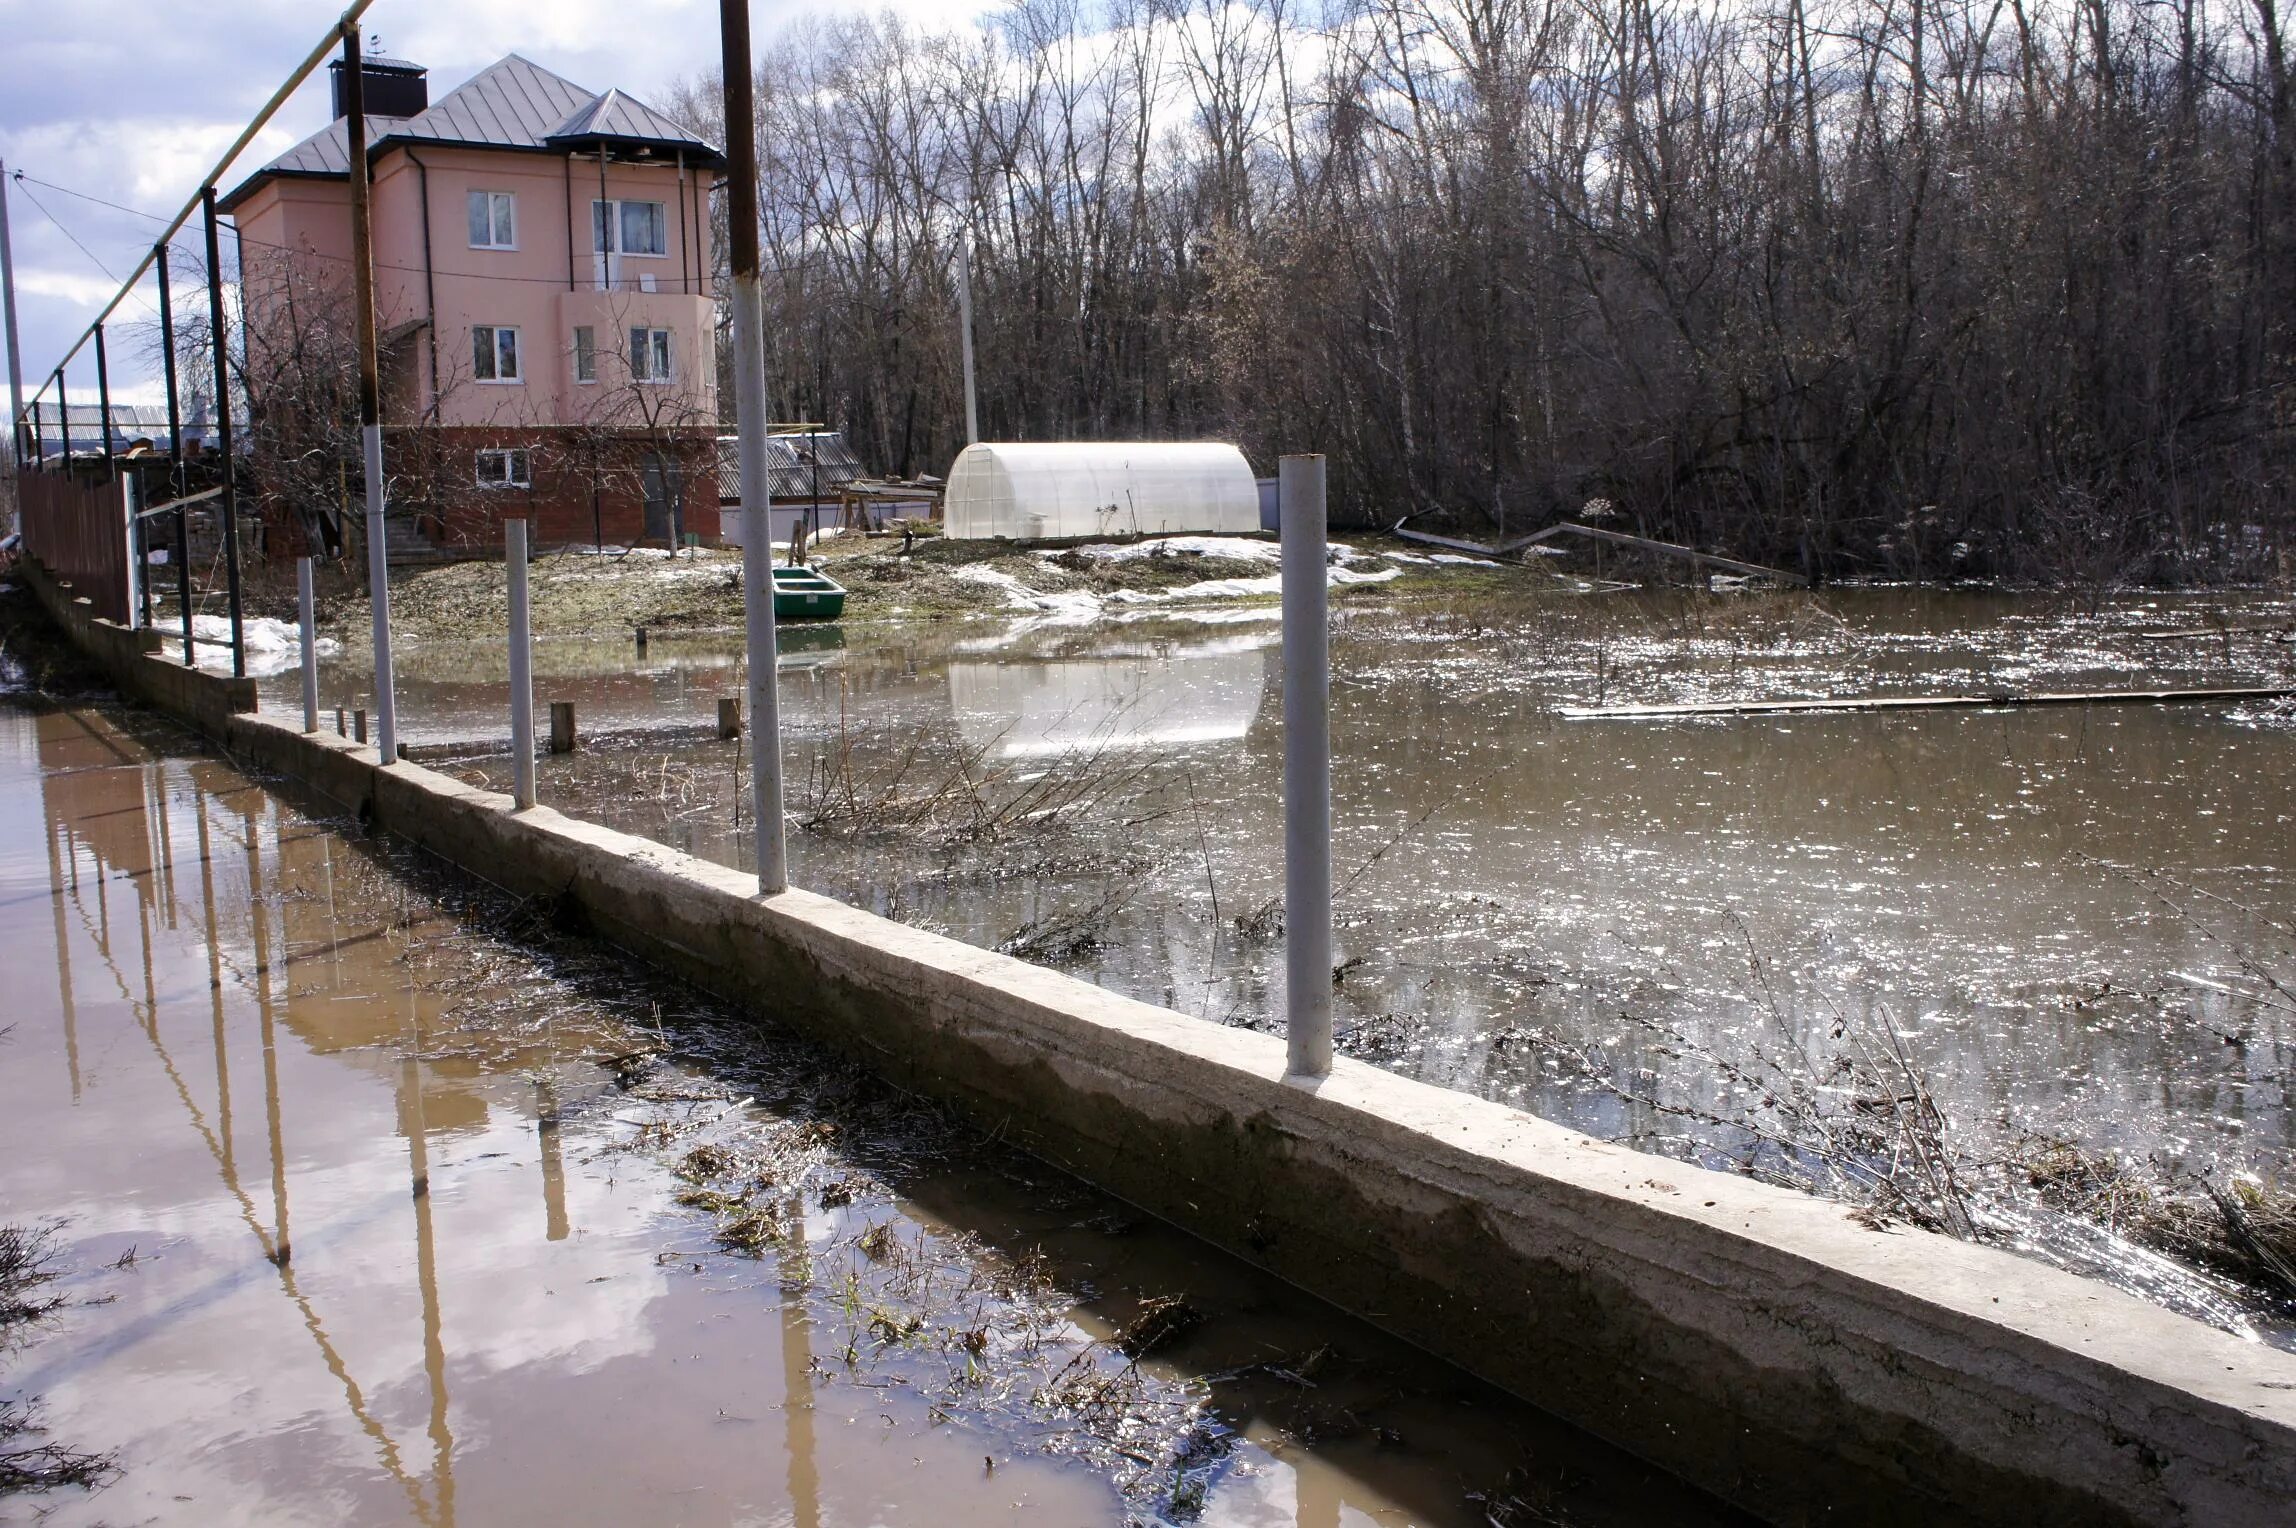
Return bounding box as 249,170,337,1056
0,0,968,410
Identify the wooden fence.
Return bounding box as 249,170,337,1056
19,468,132,625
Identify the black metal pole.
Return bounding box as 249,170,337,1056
93,326,114,478
97,322,148,628
55,370,69,466
28,398,40,464
158,244,193,664
202,185,245,677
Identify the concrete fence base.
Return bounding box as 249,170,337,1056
19,555,2296,1526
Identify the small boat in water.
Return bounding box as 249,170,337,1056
772,564,847,620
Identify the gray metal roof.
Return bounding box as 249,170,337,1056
546,88,712,157
223,54,721,208
34,403,215,452
714,432,867,502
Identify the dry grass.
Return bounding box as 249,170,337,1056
2018,1141,2296,1304
1,1225,115,1496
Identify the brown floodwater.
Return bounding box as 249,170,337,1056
270,581,2296,1341
0,687,1747,1526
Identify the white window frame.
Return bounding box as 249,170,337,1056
472,324,522,384
591,198,670,288
572,326,597,384
475,448,531,489
467,190,517,250
629,326,673,384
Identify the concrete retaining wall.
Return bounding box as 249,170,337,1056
23,556,2296,1527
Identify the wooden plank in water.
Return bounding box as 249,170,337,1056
1516,522,1809,585
1560,685,2296,720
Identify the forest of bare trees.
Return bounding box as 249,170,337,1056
668,0,2293,581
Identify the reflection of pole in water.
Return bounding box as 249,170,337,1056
536,1076,569,1242
244,798,292,1266
196,801,237,1176
44,812,82,1100
151,762,179,929
1291,1454,1342,1528
780,1197,820,1528
400,1029,457,1523
70,760,439,1526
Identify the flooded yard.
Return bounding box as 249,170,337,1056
276,577,2296,1342
0,682,1743,1525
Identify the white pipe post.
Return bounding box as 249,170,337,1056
956,238,979,446
296,555,318,732
1281,454,1333,1079
507,518,536,809
722,0,787,894
0,159,23,458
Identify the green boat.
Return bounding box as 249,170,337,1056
773,564,847,620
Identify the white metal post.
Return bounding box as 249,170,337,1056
296,555,318,732
1281,454,1333,1079
507,518,536,809
956,239,979,446
0,159,23,461
722,0,787,894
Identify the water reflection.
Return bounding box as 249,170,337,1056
948,635,1271,758
2,699,1736,1526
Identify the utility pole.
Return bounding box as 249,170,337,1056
956,238,979,446
0,161,23,467
721,0,788,895
344,25,398,765
202,186,246,676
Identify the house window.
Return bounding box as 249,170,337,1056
593,199,668,257
572,326,596,384
467,191,516,248
472,325,521,383
475,448,531,488
629,327,673,383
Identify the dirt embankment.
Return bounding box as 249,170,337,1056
317,532,1538,642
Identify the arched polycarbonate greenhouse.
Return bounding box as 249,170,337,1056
942,442,1261,540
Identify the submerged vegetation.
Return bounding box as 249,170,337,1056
0,1224,113,1497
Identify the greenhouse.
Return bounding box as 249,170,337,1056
942,442,1261,540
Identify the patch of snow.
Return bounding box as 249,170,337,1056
1062,535,1282,564
191,614,339,678
949,564,1105,621
1429,552,1496,565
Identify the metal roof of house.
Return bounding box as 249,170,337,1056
714,432,867,502
546,88,711,156
221,54,722,209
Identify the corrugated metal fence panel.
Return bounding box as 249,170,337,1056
20,470,131,625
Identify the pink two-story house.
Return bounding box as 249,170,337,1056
221,53,724,553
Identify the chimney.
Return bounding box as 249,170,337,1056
330,54,428,120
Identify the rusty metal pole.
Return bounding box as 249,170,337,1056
201,185,246,677
343,26,398,764
721,0,787,894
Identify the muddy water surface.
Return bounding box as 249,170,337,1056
0,695,1742,1525
275,584,2296,1337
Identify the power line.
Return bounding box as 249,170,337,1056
11,171,175,229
